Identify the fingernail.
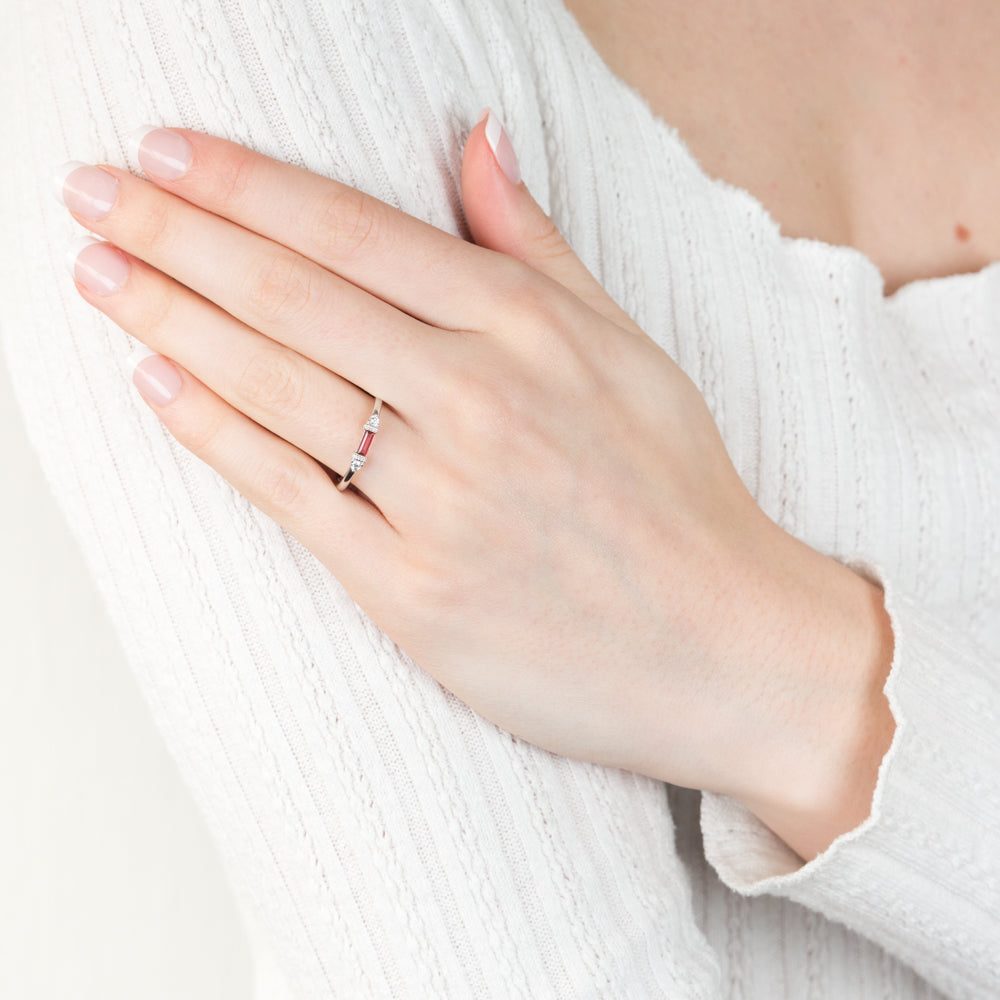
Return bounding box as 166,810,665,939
130,126,192,180
52,162,119,220
482,108,521,186
67,236,130,296
124,346,181,405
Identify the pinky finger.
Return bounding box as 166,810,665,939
124,345,400,606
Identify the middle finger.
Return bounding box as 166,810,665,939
56,163,448,412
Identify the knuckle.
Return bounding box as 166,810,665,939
490,259,574,338
175,403,227,455
516,271,574,329
254,456,312,518
243,250,315,322
132,196,175,254
236,348,305,418
202,149,257,206
445,371,523,461
395,545,465,622
311,186,388,261
383,470,474,621
532,220,575,263
483,253,535,311
505,275,598,384
129,278,179,344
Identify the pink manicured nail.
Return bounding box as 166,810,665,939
125,346,182,405
130,126,192,180
482,109,521,186
67,236,130,296
52,162,119,220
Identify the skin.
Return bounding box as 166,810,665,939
58,88,914,865
565,0,1000,295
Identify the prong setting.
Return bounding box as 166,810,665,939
337,397,383,491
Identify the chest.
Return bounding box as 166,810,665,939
563,0,1000,296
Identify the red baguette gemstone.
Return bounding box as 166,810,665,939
358,430,375,457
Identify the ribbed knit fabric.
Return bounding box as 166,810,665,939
2,0,998,997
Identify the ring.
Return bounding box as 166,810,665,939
336,397,383,492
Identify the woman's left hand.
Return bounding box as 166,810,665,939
55,113,895,860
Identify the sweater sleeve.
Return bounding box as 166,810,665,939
700,558,1000,1000
1,0,723,997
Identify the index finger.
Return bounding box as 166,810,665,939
131,127,524,332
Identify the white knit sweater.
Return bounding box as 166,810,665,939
2,0,998,997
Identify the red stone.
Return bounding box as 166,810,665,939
358,430,375,457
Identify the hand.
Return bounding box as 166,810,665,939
54,112,894,860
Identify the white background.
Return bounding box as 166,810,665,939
0,347,251,998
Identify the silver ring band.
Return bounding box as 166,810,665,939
337,397,383,491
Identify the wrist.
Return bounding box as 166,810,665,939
718,529,896,861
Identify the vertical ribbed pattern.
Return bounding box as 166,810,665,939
1,0,997,997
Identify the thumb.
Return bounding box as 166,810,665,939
462,109,638,331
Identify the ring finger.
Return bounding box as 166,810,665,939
71,236,423,525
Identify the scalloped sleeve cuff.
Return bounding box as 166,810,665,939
700,559,1000,1000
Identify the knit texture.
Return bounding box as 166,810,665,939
2,0,998,997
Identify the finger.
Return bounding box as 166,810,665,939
70,236,422,525
461,110,643,335
120,344,401,607
56,162,447,409
125,126,528,333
